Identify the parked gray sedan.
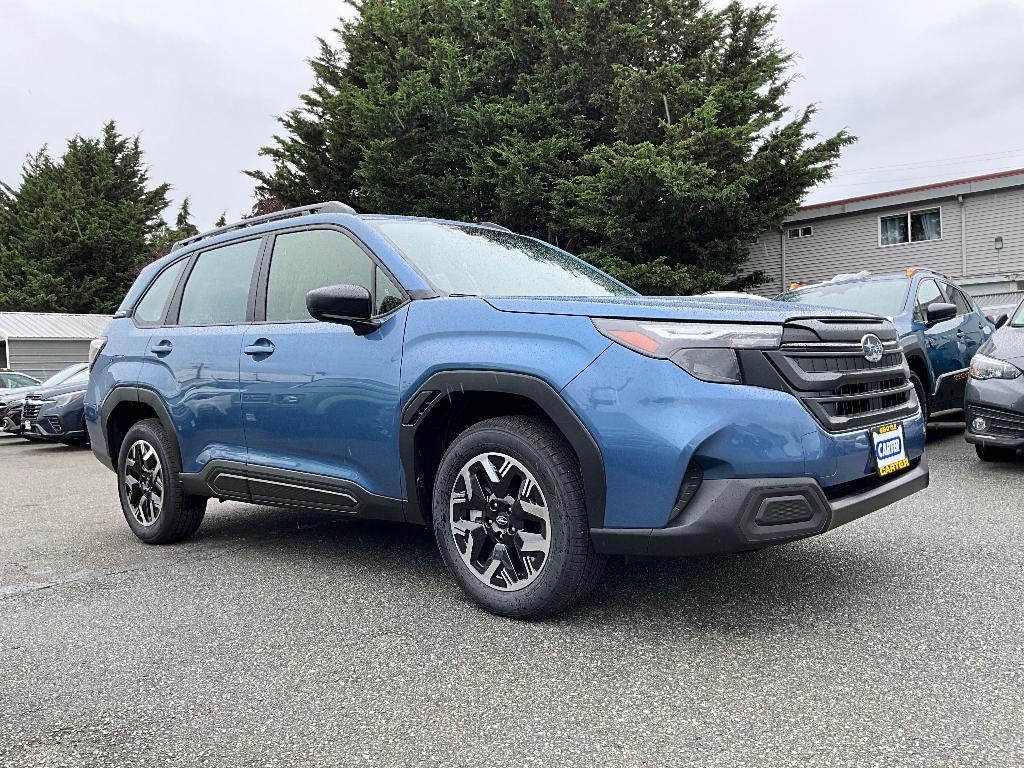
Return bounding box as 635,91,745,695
965,299,1024,460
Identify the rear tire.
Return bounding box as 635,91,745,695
975,443,1017,462
432,415,605,619
117,418,206,544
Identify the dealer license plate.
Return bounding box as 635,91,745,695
23,420,32,431
872,422,909,477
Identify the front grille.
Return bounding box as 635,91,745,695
752,319,918,432
967,405,1024,439
22,401,42,420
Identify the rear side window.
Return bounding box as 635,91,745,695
7,374,37,387
134,259,186,326
265,230,376,322
178,239,262,325
944,284,973,316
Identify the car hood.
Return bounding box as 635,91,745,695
484,296,880,323
981,324,1024,363
0,385,41,405
27,381,88,400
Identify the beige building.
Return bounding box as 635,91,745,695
748,168,1024,306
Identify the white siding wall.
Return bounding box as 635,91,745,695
7,339,91,380
964,187,1024,274
748,198,964,294
747,186,1024,295
746,232,783,295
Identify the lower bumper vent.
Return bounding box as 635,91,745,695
754,496,814,526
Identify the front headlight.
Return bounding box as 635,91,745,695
969,353,1021,380
54,391,85,407
593,319,782,384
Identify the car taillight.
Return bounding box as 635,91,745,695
88,337,107,370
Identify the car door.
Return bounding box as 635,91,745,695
143,236,264,474
942,282,987,363
913,278,964,408
238,226,409,511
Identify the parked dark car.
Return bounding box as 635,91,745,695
21,366,91,444
965,300,1024,461
776,270,995,423
0,370,40,389
1,363,88,436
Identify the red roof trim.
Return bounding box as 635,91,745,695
798,167,1024,212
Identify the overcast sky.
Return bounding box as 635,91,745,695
3,0,1024,227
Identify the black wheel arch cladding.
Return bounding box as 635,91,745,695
399,371,606,528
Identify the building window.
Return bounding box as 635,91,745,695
788,226,813,239
879,208,941,246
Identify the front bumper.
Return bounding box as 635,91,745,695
591,455,929,556
964,377,1024,448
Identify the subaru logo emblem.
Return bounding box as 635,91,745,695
861,334,884,363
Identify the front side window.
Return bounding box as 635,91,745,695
880,208,941,245
375,267,404,315
372,219,636,297
914,279,945,323
775,279,908,317
265,229,381,323
178,239,262,325
134,259,186,326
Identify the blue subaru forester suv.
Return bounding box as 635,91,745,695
86,202,929,618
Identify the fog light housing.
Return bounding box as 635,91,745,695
972,417,988,433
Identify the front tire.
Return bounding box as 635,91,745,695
976,443,1017,462
432,416,605,619
910,372,929,428
117,418,206,544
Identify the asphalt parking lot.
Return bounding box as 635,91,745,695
1,424,1021,767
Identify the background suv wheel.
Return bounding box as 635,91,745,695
432,415,605,619
117,418,206,544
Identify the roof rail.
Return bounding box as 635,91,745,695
171,201,357,251
475,221,512,233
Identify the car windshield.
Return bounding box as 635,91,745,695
1011,300,1024,326
775,279,908,316
39,364,86,388
62,369,90,385
372,219,636,297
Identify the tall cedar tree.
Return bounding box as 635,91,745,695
0,122,170,313
251,0,853,294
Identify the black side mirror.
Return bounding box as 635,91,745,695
926,302,957,324
306,284,379,335
996,313,1009,329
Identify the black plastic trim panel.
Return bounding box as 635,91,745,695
399,370,606,527
179,459,405,521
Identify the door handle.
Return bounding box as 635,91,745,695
243,339,275,357
150,340,173,356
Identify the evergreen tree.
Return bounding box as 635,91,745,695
215,211,228,227
148,197,201,261
0,122,170,312
251,0,852,294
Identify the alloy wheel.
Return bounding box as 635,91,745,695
123,439,164,527
449,452,552,591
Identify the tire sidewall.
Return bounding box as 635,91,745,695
910,372,928,425
117,421,179,544
432,424,581,618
